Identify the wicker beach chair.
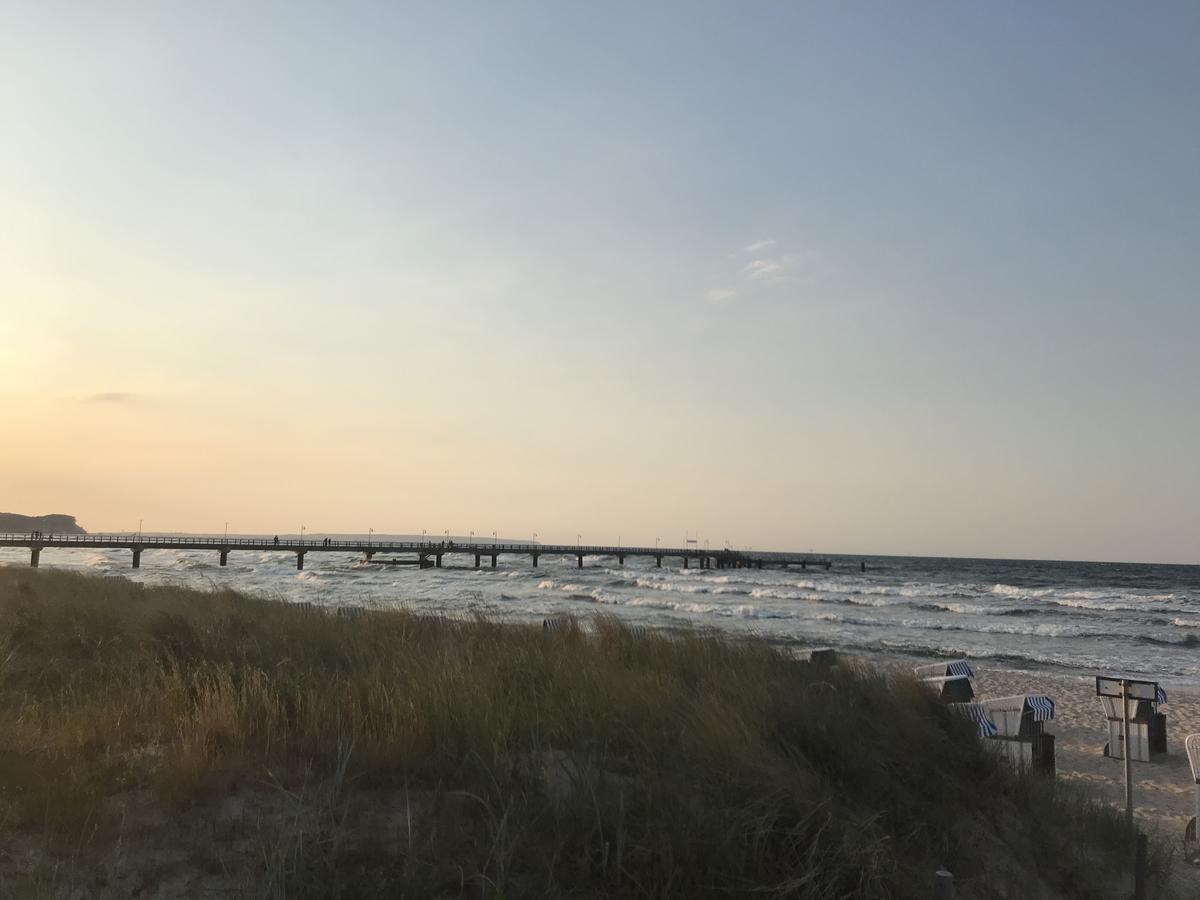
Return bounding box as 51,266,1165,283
949,702,999,738
979,694,1056,775
1097,678,1167,762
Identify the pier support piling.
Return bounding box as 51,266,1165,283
0,537,827,576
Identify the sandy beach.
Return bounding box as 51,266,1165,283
970,667,1198,838
851,655,1200,892
911,660,1200,893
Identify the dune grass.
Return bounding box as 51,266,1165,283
0,568,1171,898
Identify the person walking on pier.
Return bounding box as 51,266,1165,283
273,535,279,546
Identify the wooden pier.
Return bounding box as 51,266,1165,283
0,534,833,572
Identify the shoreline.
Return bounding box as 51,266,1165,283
3,552,1199,687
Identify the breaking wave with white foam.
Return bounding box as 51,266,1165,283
3,543,1198,682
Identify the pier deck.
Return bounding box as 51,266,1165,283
0,534,833,571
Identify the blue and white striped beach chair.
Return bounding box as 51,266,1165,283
1096,676,1168,760
914,660,974,680
979,694,1057,775
950,702,999,738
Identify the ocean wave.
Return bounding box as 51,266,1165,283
816,612,882,627
874,638,1057,668
922,602,1015,616
844,594,914,607
898,618,1090,638
991,583,1156,612
991,584,1056,599
1138,632,1200,647
855,582,982,599
633,577,709,594
587,595,797,620
537,580,586,593
748,587,823,602
814,609,1095,639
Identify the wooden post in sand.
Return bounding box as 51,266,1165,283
933,869,956,899
1097,676,1164,826
1121,678,1134,825
1133,832,1148,900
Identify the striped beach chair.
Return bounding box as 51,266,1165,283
1097,676,1168,760
1026,695,1056,722
1184,733,1200,843
915,659,976,703
921,674,975,703
950,702,999,738
980,694,1056,776
914,660,974,680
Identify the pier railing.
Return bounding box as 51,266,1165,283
0,533,833,572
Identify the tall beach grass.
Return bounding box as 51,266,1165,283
0,568,1169,898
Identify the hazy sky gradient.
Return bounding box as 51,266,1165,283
2,2,1197,562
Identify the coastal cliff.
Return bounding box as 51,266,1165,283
0,513,86,534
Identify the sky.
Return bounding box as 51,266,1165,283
1,2,1197,562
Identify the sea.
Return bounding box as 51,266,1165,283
5,538,1199,684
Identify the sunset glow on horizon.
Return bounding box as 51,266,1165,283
3,3,1197,563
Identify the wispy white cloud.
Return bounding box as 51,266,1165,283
743,239,777,253
742,258,788,281
705,241,820,302
705,287,738,303
84,392,140,404
70,392,145,405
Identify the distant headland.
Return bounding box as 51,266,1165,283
0,512,86,534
